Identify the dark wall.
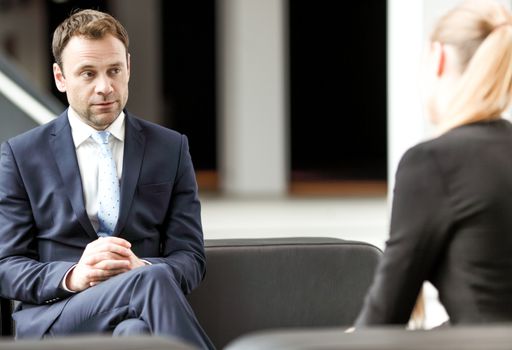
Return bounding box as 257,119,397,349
161,0,217,171
289,1,387,181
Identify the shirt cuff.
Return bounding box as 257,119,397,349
61,264,78,293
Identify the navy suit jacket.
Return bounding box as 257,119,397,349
0,110,205,337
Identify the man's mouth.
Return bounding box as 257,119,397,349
94,101,116,106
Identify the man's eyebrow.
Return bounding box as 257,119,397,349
75,62,124,71
107,62,124,67
75,64,96,71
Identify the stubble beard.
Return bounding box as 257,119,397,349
82,92,128,130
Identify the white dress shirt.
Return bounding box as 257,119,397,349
63,109,149,291
61,108,126,292
67,107,125,232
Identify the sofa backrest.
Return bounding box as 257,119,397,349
187,237,382,349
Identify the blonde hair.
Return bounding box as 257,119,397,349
431,0,512,132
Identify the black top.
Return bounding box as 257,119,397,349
356,119,512,326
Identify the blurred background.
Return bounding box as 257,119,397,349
0,0,388,194
1,0,510,327
0,0,392,244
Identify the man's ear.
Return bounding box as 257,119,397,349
432,41,445,77
126,53,131,82
53,63,66,92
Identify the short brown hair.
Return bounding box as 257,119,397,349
52,9,129,67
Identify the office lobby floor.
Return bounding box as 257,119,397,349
200,195,449,329
201,196,389,248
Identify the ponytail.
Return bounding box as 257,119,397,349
431,0,512,132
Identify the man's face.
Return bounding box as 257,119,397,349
53,34,130,130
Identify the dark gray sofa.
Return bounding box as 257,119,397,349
0,237,382,349
4,238,512,349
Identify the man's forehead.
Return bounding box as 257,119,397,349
63,34,126,55
61,35,128,67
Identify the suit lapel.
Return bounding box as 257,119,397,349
50,112,97,239
114,113,145,236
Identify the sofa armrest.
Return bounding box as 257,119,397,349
225,325,512,350
0,335,196,349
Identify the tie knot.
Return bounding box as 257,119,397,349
91,131,111,145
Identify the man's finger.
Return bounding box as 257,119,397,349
97,236,132,248
84,242,132,258
83,252,130,265
85,237,131,251
91,259,131,271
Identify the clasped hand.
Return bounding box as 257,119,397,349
66,236,146,292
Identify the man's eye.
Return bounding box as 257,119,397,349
110,68,121,75
81,71,94,78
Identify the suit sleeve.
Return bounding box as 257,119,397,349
144,135,206,294
355,144,453,326
0,142,75,304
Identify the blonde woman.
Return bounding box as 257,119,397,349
356,0,512,326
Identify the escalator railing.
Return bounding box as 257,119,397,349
0,54,63,143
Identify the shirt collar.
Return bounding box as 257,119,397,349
67,107,125,148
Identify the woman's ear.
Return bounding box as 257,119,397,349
432,41,446,77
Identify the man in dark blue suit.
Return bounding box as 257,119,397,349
0,9,213,349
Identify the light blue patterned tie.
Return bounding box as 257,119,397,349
91,131,120,236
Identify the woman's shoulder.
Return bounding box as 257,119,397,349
399,119,512,170
410,119,511,151
437,118,512,146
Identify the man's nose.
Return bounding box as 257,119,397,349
95,75,113,96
